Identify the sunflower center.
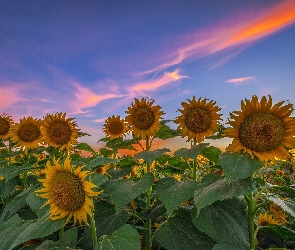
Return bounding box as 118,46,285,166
238,112,285,152
48,121,71,145
18,124,40,142
50,172,85,211
0,118,10,135
133,107,155,130
185,108,211,133
109,121,124,135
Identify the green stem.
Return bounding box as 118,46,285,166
59,226,64,240
91,212,98,247
192,139,197,180
145,135,152,250
8,139,12,165
245,193,257,250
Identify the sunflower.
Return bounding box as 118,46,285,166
8,116,42,149
0,113,14,140
269,203,287,225
174,96,222,142
41,112,80,151
103,115,128,140
125,97,164,138
36,156,101,226
256,212,283,226
224,95,295,162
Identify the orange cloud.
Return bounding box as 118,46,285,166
72,83,126,113
129,69,187,94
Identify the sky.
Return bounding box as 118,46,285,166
1,0,295,154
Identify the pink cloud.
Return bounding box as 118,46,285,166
225,76,255,84
144,1,295,73
0,85,27,110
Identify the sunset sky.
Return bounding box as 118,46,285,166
1,0,295,154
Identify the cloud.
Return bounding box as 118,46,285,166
127,69,188,96
71,83,127,114
144,1,295,73
225,76,255,85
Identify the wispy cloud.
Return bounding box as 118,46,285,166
225,76,255,85
143,1,295,74
127,69,188,96
71,83,127,114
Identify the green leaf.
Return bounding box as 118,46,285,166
107,165,133,179
212,244,241,250
220,151,263,183
106,137,139,151
59,226,78,247
192,197,249,250
134,148,171,163
266,195,295,217
1,186,38,220
154,208,215,250
89,156,118,170
102,172,154,211
174,143,209,159
0,176,19,198
94,200,129,238
155,122,180,140
10,211,66,249
91,172,109,187
0,162,31,180
26,192,48,218
156,177,199,215
75,142,97,156
194,174,255,215
200,146,222,165
261,225,295,240
94,224,140,250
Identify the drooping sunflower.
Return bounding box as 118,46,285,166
0,113,14,140
224,95,295,162
125,97,164,138
8,116,42,149
41,112,80,151
103,115,128,140
174,96,222,142
36,156,101,226
256,213,281,226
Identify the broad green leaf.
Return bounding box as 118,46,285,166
1,185,38,220
75,142,97,156
95,224,140,250
26,192,48,218
156,177,199,215
107,165,133,179
194,174,255,215
174,143,209,159
134,148,171,163
10,211,66,249
0,176,19,199
154,208,215,250
94,200,129,238
105,137,138,151
192,197,249,250
212,244,241,250
59,226,78,247
200,146,222,164
155,122,180,140
261,225,295,240
91,172,109,187
268,185,295,197
220,151,263,183
89,156,118,170
0,162,31,180
102,172,154,211
266,195,295,217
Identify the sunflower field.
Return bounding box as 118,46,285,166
0,95,295,250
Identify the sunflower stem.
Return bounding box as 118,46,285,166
245,192,257,250
192,139,197,180
91,212,98,247
8,138,12,165
145,135,152,250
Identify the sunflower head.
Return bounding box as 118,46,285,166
224,95,295,162
0,113,14,140
256,212,282,226
174,96,222,142
103,115,128,140
8,116,42,149
125,97,164,138
41,112,80,151
36,156,101,226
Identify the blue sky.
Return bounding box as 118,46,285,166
1,0,295,153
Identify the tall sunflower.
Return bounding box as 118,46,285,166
0,113,14,140
174,96,222,142
36,156,101,226
103,115,128,140
41,112,80,151
256,213,281,226
125,97,164,138
8,116,42,149
224,95,295,162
